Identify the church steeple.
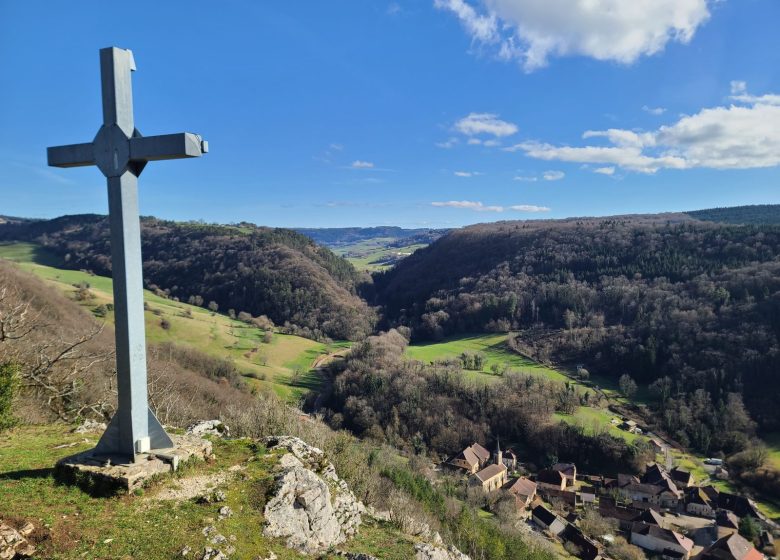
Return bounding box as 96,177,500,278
495,436,503,466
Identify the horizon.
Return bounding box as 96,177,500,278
2,1,780,228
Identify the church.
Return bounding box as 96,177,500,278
469,441,508,492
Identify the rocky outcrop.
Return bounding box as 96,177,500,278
415,542,471,560
186,420,229,438
262,436,365,555
0,520,35,559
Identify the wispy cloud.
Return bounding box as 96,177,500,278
431,200,550,213
513,176,538,182
642,105,667,115
593,166,616,175
436,137,459,149
454,112,518,137
542,170,565,181
454,171,482,177
351,160,375,169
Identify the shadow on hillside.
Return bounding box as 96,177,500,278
0,467,54,481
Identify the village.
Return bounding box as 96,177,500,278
446,433,777,560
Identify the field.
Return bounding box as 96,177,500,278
332,238,428,272
0,242,347,401
0,424,416,560
764,432,780,470
406,333,568,383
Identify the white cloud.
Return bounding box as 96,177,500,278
431,200,504,212
508,82,780,173
436,137,459,148
729,80,780,106
542,170,565,181
483,139,501,147
513,175,538,182
454,170,483,177
642,105,667,115
435,0,710,71
468,138,483,145
431,200,550,212
455,112,518,137
594,166,616,175
509,204,551,212
351,160,375,169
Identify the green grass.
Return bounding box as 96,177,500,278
0,424,416,559
0,242,347,402
332,238,428,272
764,432,780,470
406,333,568,383
553,407,641,443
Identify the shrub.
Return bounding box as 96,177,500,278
0,362,19,431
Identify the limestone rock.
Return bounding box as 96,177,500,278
187,420,229,438
73,418,107,434
335,553,380,560
415,543,471,560
263,436,365,555
0,521,35,559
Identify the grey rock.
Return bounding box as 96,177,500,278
415,543,471,560
187,420,229,438
218,506,233,519
0,520,36,559
263,436,365,555
73,419,107,434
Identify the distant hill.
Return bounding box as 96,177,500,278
295,226,447,247
686,204,780,225
0,215,375,340
296,226,449,272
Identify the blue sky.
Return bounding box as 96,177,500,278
1,0,779,228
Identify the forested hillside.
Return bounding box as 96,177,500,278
686,204,780,225
373,216,780,453
0,215,375,340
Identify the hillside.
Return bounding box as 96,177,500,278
372,215,780,453
0,215,375,341
0,243,345,402
686,204,780,225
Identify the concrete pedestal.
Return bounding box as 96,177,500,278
56,434,212,493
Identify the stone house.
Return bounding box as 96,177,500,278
686,486,717,518
629,522,694,560
537,469,567,491
506,476,537,512
448,442,491,474
470,442,507,493
700,533,763,560
532,504,566,536
552,462,577,487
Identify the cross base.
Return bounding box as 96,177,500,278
56,434,213,494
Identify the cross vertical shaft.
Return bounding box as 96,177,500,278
107,172,151,456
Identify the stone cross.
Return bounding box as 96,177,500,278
47,47,208,462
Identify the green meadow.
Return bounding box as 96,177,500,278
332,238,428,272
406,333,568,383
0,242,347,402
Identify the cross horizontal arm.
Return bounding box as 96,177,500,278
129,133,208,162
47,142,95,168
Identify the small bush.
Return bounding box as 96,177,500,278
0,362,19,431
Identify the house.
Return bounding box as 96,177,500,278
686,487,717,518
620,419,640,433
502,449,518,471
532,504,566,536
629,522,694,560
633,508,667,528
552,462,577,486
716,511,741,539
470,441,507,492
619,482,680,509
449,442,491,474
670,467,695,489
579,484,597,506
537,469,567,491
599,497,643,531
717,492,765,522
538,486,578,509
650,438,665,453
506,477,537,512
561,523,602,560
700,533,763,560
